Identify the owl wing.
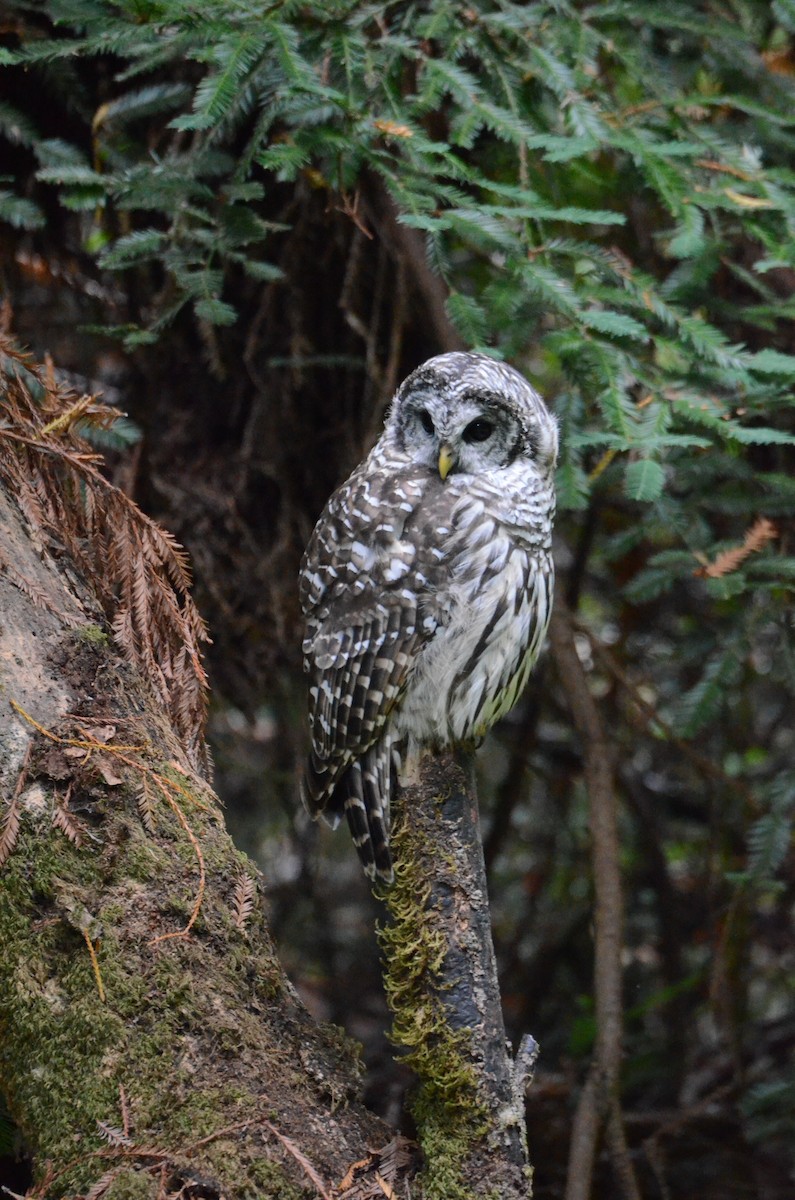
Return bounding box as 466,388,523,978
299,463,440,825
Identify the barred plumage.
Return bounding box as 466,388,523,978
300,352,557,882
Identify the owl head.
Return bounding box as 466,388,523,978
385,351,558,482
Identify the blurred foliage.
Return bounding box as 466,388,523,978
0,1094,14,1157
2,0,794,1195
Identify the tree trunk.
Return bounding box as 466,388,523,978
0,343,539,1199
0,478,398,1199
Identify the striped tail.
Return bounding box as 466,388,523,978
300,736,395,884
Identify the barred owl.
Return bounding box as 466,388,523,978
300,352,557,882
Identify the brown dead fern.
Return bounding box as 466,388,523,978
52,784,87,847
85,1167,125,1200
96,1121,134,1149
336,1134,416,1200
694,517,778,579
231,870,257,932
0,743,31,868
136,777,157,834
0,337,209,772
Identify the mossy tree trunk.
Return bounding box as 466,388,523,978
0,341,541,1200
380,752,534,1200
0,481,397,1200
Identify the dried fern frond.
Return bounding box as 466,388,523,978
231,871,257,932
96,1121,133,1149
336,1134,416,1200
86,1167,124,1200
0,787,22,870
695,517,778,579
52,798,86,847
136,778,157,834
118,1084,132,1140
0,744,31,868
0,337,210,772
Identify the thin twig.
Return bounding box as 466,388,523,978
261,1119,333,1200
364,173,466,356
550,603,641,1200
82,929,106,1003
11,699,142,752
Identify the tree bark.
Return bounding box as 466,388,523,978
380,749,533,1199
0,480,402,1200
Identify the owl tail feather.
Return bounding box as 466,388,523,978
342,750,393,884
300,754,342,825
301,741,395,883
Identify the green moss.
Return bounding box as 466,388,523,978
99,902,125,923
103,1170,158,1200
74,624,110,647
157,1091,234,1142
0,925,270,1192
0,743,325,1199
116,823,172,883
0,835,131,1191
0,792,239,1192
248,1157,305,1200
21,818,101,899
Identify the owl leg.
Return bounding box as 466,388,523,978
342,742,394,884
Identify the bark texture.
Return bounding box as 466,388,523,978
380,749,532,1199
0,482,399,1200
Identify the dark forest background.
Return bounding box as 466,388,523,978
1,2,794,1196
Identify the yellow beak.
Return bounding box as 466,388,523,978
438,443,455,481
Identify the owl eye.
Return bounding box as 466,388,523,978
418,409,435,435
463,418,494,443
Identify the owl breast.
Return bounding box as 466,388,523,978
395,494,553,748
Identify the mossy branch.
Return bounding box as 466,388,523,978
379,749,532,1200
